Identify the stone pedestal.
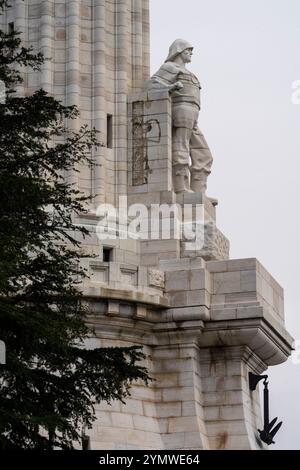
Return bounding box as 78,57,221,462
127,91,229,264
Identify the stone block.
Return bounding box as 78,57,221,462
154,373,179,388
154,357,191,374
186,290,210,308
225,435,256,450
148,181,173,192
152,347,181,359
111,412,134,429
147,89,170,101
240,270,257,292
224,390,244,405
223,376,243,391
143,98,171,116
128,91,148,103
210,308,237,321
224,291,257,305
236,306,263,319
135,306,147,318
206,420,247,437
168,416,199,433
184,431,205,448
162,387,195,402
206,260,228,273
213,271,241,294
141,239,180,255
120,265,138,286
190,268,211,291
107,301,119,316
140,253,159,266
165,270,190,292
93,427,129,444
90,262,109,283
156,402,182,418
133,415,163,433
121,399,144,415
131,386,162,402
204,406,221,421
127,191,161,205
178,371,194,387
162,432,185,449
96,400,121,413
150,159,171,170
148,145,171,161
142,402,157,418
220,405,244,421
181,401,196,417
95,412,112,427
168,291,187,307
165,306,209,321
161,258,206,273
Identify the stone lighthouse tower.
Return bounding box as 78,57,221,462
1,0,293,450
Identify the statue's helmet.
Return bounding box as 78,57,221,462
165,39,194,62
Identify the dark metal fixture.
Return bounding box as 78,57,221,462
249,372,283,445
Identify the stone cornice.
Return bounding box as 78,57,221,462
202,317,293,365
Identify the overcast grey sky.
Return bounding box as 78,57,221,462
150,0,300,450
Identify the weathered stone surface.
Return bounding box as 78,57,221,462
181,221,230,261
148,269,165,289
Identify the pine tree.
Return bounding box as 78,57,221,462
0,3,149,450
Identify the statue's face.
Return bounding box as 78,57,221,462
180,48,193,63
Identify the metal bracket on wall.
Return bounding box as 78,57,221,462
249,372,283,445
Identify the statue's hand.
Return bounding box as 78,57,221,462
169,81,183,92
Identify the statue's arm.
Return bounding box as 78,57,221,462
149,77,183,92
145,63,183,93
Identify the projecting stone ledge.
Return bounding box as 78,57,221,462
84,256,293,450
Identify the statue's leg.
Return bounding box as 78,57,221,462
190,124,213,193
172,125,192,166
172,104,194,193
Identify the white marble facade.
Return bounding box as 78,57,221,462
1,0,293,450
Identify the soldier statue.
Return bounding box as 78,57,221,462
145,39,213,194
